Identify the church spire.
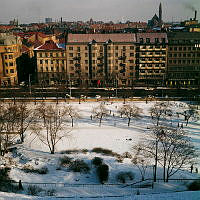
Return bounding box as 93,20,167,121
159,2,162,24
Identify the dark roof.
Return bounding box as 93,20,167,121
35,40,63,50
67,33,136,43
136,33,168,43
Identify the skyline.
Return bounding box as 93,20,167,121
0,0,200,24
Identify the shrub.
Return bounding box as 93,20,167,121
116,171,135,183
60,149,82,154
92,157,103,166
46,188,56,196
116,155,124,163
59,156,73,167
81,149,89,154
97,164,109,184
27,185,43,196
38,167,48,174
92,147,119,157
122,152,132,159
187,180,200,191
69,159,90,173
22,165,48,174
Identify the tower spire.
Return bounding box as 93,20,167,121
159,2,162,24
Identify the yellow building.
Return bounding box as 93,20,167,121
0,33,21,86
66,34,136,87
35,40,66,85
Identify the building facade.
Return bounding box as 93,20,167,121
66,34,136,87
35,40,66,85
135,33,168,86
167,32,200,87
0,33,21,86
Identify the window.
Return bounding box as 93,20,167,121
130,53,134,57
39,53,42,57
130,66,134,70
85,53,88,57
123,46,126,50
140,38,144,43
85,60,88,64
51,67,53,71
162,38,166,43
174,47,177,51
115,53,118,57
146,38,150,43
129,60,134,63
69,47,73,50
130,46,134,50
115,66,118,70
92,53,95,57
69,53,73,57
77,46,80,52
9,62,14,66
70,60,73,64
85,46,88,50
51,60,53,64
40,60,43,64
85,66,88,70
50,53,53,57
9,55,13,59
46,67,48,71
92,60,95,64
115,46,118,50
155,38,159,43
10,69,14,73
45,53,48,57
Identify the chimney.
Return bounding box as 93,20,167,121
194,10,197,20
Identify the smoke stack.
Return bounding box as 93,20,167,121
194,10,197,20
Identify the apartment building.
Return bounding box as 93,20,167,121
135,33,168,86
66,34,136,87
167,32,200,87
35,40,66,85
0,33,21,86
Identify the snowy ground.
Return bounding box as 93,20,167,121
1,100,200,199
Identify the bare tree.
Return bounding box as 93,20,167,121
92,103,108,127
16,102,33,143
31,103,71,154
65,105,80,127
2,103,21,152
118,104,142,126
181,106,199,126
149,102,172,126
132,144,150,181
134,126,196,182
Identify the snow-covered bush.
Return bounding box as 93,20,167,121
22,165,48,174
97,163,109,184
27,185,43,196
69,159,90,173
187,180,200,191
122,152,132,159
46,188,56,196
59,156,73,167
91,147,119,157
116,171,135,183
92,157,103,166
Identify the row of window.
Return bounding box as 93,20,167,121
39,59,65,64
168,59,200,65
169,39,200,44
39,52,65,58
4,54,13,59
169,46,198,51
5,69,15,74
140,58,166,61
140,70,165,73
140,45,166,49
140,51,166,56
169,53,200,57
139,38,166,44
68,46,135,51
68,52,134,58
4,62,14,67
140,64,165,68
40,66,65,72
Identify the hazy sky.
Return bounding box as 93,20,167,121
0,0,200,24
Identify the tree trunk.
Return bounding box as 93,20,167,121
154,140,158,182
128,118,131,127
72,118,73,127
